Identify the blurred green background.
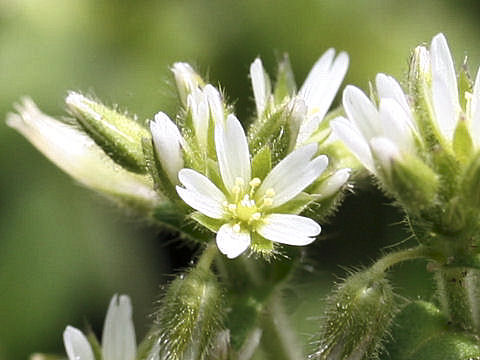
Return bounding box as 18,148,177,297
2,0,480,358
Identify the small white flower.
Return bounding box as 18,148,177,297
63,294,136,360
295,49,349,146
6,98,160,208
332,74,417,175
176,114,326,258
249,50,349,148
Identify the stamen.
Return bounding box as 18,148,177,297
249,178,261,188
251,212,261,221
263,198,273,207
228,204,237,211
265,188,275,197
235,177,245,187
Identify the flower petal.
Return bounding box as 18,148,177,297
150,112,184,185
331,117,375,173
316,168,351,199
432,76,458,140
171,62,203,106
470,66,480,147
102,294,137,360
205,84,225,125
257,214,320,246
257,144,327,208
370,137,401,173
298,48,335,105
343,85,381,141
63,326,95,360
177,169,226,218
215,114,251,192
187,88,210,150
431,33,460,140
250,58,271,116
375,73,412,118
216,224,251,258
379,98,416,153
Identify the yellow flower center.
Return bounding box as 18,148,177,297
224,177,275,231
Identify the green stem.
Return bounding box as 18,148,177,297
370,245,429,275
435,266,475,331
197,241,219,271
259,295,304,360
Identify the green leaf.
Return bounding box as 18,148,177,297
387,300,480,360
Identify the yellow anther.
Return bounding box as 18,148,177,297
232,185,241,194
228,204,237,211
235,177,245,187
249,178,261,188
233,223,241,233
251,212,261,221
265,188,275,197
263,198,273,207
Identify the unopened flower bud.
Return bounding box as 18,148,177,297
7,98,159,210
171,62,205,106
152,267,224,360
312,270,396,360
66,92,150,173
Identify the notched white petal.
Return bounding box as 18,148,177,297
205,84,225,125
257,214,320,246
215,114,251,192
370,137,401,173
177,169,226,218
63,326,95,360
216,224,251,258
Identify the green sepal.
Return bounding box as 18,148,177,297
251,146,272,180
460,152,480,210
205,158,227,193
390,154,439,214
191,212,224,233
274,54,296,104
272,192,315,215
135,328,158,360
152,267,225,360
248,107,286,154
250,232,275,257
153,202,211,242
66,93,150,173
458,59,473,112
386,300,480,360
86,330,102,360
141,137,178,202
453,116,473,164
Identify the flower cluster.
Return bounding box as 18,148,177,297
332,33,480,265
8,51,351,259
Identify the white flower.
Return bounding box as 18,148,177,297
249,50,349,147
176,114,327,258
63,294,136,360
331,74,417,175
6,98,160,208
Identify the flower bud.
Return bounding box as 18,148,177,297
7,98,160,211
152,267,224,360
171,62,205,106
312,270,396,360
66,92,150,173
